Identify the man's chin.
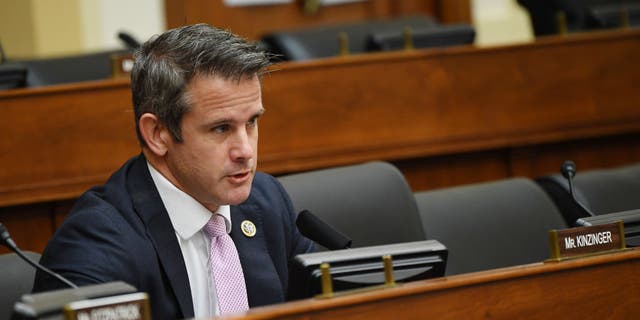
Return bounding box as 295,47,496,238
225,183,253,205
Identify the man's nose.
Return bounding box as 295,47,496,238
230,129,254,161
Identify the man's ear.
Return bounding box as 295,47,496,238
139,113,171,157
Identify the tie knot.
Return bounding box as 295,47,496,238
204,214,227,238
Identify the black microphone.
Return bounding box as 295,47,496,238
0,222,78,289
117,31,141,50
0,40,6,64
296,210,352,250
560,160,596,217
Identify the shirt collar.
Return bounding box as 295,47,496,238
147,161,232,239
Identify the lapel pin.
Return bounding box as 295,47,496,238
241,220,256,237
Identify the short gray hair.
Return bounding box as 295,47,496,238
131,23,272,146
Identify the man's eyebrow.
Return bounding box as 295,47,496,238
203,108,265,128
205,118,231,127
254,108,266,117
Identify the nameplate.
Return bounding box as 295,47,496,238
110,54,134,79
547,221,626,261
63,292,150,320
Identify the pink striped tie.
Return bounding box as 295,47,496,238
203,214,249,315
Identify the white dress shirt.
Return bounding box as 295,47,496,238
147,162,232,317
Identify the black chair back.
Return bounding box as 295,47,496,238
278,161,425,250
416,178,567,275
0,251,40,320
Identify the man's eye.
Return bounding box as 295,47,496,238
247,117,258,126
212,124,229,133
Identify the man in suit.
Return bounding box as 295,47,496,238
32,24,314,319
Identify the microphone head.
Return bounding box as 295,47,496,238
296,210,352,250
117,32,141,50
0,222,17,250
561,160,577,179
1,222,11,243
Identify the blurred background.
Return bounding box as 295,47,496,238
1,0,639,259
0,0,536,59
0,0,165,59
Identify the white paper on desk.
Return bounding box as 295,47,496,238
320,0,367,5
223,0,292,6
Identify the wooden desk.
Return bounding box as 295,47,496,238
2,30,640,253
258,28,640,189
0,79,136,207
219,249,640,319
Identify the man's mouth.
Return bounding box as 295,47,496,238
227,170,252,184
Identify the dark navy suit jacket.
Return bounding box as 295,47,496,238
32,154,314,319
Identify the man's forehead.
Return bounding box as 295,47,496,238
184,73,260,102
189,72,259,86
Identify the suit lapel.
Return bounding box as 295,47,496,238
127,155,194,318
231,204,285,306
